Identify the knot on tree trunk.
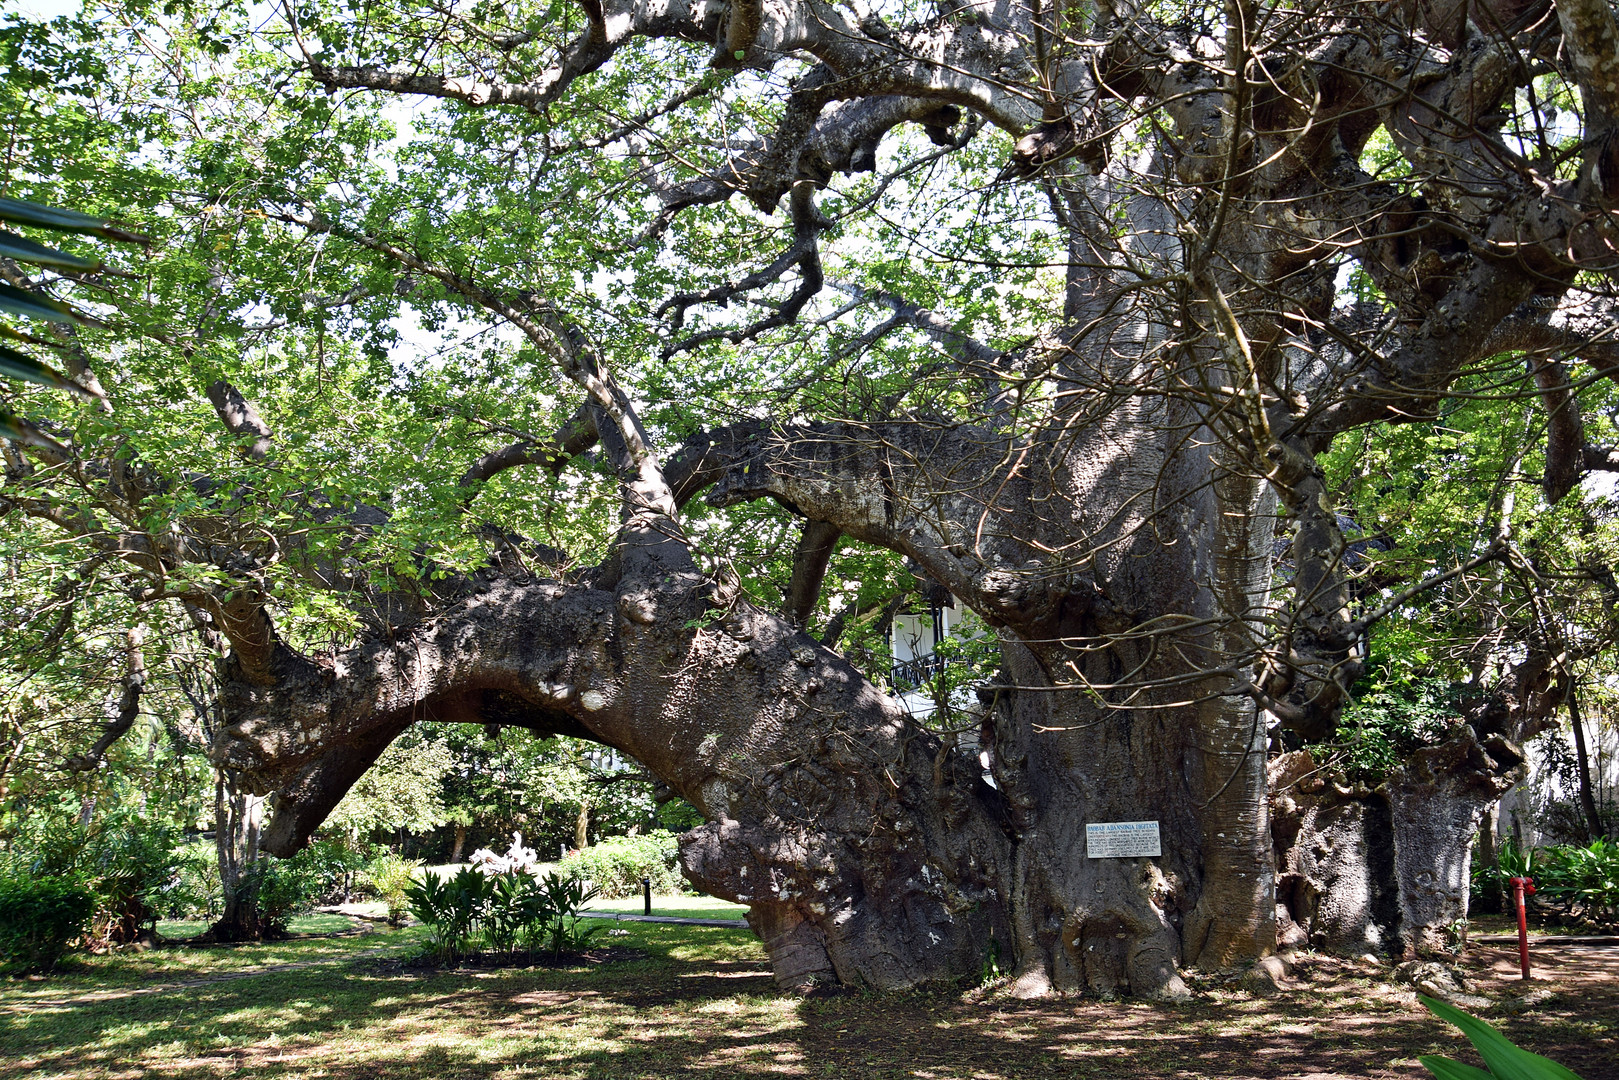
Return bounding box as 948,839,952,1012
1003,116,1111,178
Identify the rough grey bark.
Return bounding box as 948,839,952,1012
1270,729,1526,958
1384,730,1527,955
1270,752,1399,955
208,409,1285,997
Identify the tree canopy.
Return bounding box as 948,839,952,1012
5,0,1619,995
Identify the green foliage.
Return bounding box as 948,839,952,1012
165,839,223,920
363,853,424,927
0,874,96,973
1470,840,1619,923
327,731,453,839
1,807,181,943
562,833,684,898
404,866,602,963
250,840,362,934
1418,995,1584,1079
890,612,1000,733
426,728,669,861
0,193,133,445
1536,839,1619,922
405,867,490,962
252,859,320,934
1472,843,1537,912
655,798,704,832
979,937,1005,985
529,871,604,957
1315,673,1459,783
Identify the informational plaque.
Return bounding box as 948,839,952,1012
1085,820,1162,859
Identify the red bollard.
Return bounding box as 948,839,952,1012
1508,876,1536,980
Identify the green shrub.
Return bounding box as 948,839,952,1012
364,853,423,926
404,867,601,963
561,833,683,898
1470,842,1536,914
250,843,355,934
1,809,180,943
0,875,96,973
524,871,603,957
165,840,222,920
295,838,369,904
405,867,491,962
1537,839,1619,922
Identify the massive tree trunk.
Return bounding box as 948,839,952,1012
1384,730,1527,955
209,404,1297,997
101,0,1619,998
1270,753,1400,956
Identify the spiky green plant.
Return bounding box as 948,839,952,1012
1418,996,1584,1080
0,196,140,446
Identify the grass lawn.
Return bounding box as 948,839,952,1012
3,921,1616,1079
583,894,748,920
157,913,363,940
0,927,415,1006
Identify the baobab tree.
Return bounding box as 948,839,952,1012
5,0,1619,997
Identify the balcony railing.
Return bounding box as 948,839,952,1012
891,652,950,689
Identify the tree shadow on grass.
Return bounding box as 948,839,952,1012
4,933,1616,1080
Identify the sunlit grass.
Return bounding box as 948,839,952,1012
582,893,748,920
157,912,361,939
0,925,424,1003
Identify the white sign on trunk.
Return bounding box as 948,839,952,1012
1085,820,1162,859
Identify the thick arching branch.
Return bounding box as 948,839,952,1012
207,379,275,463
305,0,718,115
660,185,826,357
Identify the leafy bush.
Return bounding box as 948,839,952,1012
405,867,492,962
1537,839,1619,923
165,840,222,920
0,875,96,973
249,842,358,934
404,866,601,963
364,853,424,926
529,871,603,957
1419,995,1584,1079
1,809,180,943
1470,843,1536,913
295,838,370,904
561,833,684,898
1315,674,1459,783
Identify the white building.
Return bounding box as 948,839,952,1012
887,594,978,721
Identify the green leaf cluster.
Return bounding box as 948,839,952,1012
0,874,96,974
1419,995,1584,1080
